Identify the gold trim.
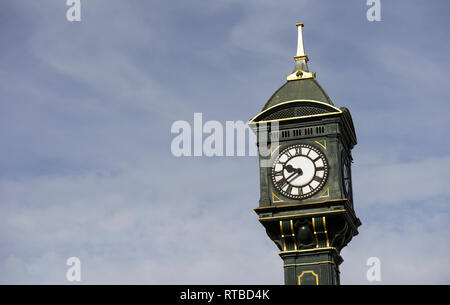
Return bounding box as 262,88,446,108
248,99,342,125
290,220,298,250
286,69,315,81
284,261,334,268
259,209,346,221
272,192,284,203
314,140,327,150
294,55,309,62
279,246,337,255
279,221,287,251
298,270,318,285
312,218,319,248
270,145,281,156
323,216,330,247
254,198,347,211
296,22,304,27
317,186,330,198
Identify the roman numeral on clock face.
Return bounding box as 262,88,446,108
276,178,287,189
313,176,323,183
286,185,293,194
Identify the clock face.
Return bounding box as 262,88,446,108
271,144,328,199
341,153,351,198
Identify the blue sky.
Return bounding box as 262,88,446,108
0,0,449,284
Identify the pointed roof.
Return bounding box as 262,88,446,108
261,23,334,111
262,78,333,110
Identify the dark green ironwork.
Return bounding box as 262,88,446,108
250,75,361,285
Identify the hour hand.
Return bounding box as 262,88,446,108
285,164,303,176
285,164,295,173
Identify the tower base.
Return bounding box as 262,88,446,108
281,247,342,285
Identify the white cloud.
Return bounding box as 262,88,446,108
1,0,449,285
354,154,450,205
0,158,284,284
341,214,450,284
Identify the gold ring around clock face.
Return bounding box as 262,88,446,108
271,144,328,199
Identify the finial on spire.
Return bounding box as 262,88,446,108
294,23,308,61
286,22,316,81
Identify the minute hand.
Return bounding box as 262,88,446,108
287,168,303,183
281,168,303,188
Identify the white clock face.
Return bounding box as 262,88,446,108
271,144,328,199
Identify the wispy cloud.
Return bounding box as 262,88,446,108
1,0,449,284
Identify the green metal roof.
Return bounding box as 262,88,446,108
262,78,333,111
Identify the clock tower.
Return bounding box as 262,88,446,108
249,23,361,285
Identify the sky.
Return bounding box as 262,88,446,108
0,0,449,284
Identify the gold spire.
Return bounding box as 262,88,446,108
294,23,309,62
286,22,316,81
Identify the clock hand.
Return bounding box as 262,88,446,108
285,164,295,173
284,171,297,182
281,167,304,189
287,168,303,183
285,164,303,174
280,171,298,189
